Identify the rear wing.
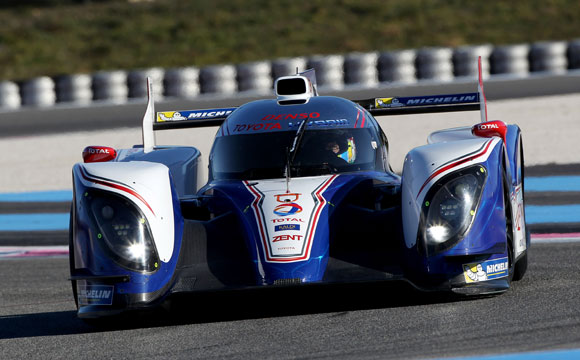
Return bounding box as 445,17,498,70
140,77,235,152
356,56,488,120
141,57,489,152
355,92,481,116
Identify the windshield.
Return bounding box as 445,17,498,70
210,128,381,180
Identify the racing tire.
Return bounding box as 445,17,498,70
512,228,529,281
68,208,78,308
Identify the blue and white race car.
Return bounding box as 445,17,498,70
69,60,529,319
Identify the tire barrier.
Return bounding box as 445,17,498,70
55,74,92,104
271,57,307,79
453,45,493,78
490,44,530,75
3,40,580,109
164,67,200,98
344,52,378,86
568,39,580,69
307,54,344,89
199,64,237,94
92,70,128,102
128,68,165,99
237,61,272,92
416,47,454,81
529,41,568,73
378,49,417,83
0,81,21,109
21,76,56,107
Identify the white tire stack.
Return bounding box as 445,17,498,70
378,49,417,83
200,64,237,94
416,47,454,81
164,67,200,98
307,54,344,90
453,44,492,78
272,57,307,79
237,61,272,92
568,39,580,69
529,41,568,73
344,52,378,86
0,81,21,109
92,70,128,102
128,67,165,99
55,74,92,104
490,44,530,75
21,76,56,107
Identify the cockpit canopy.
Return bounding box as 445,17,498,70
209,96,387,181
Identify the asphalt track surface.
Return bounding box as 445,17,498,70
2,76,580,359
0,240,578,359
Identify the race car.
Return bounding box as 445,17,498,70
69,58,529,319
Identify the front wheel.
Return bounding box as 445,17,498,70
512,228,529,281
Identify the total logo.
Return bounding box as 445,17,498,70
477,123,499,130
273,193,303,216
86,147,112,154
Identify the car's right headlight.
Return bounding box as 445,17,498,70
420,165,487,255
83,189,160,272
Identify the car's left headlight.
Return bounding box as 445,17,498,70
420,165,487,255
83,189,160,272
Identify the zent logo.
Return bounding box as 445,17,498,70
273,234,303,242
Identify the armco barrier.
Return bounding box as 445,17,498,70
1,39,580,110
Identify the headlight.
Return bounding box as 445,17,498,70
83,189,160,272
420,165,487,255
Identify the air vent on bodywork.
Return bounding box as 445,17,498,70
274,69,318,105
273,278,303,286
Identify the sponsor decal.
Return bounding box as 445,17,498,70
157,111,187,121
463,257,508,283
234,123,282,132
273,234,303,242
262,112,320,121
86,147,112,155
476,123,499,130
273,203,303,216
78,285,114,306
271,217,304,223
273,192,302,216
156,108,235,122
275,224,301,232
244,175,337,263
375,97,405,108
406,94,477,105
288,119,349,128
